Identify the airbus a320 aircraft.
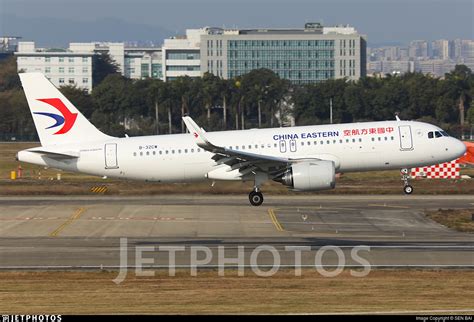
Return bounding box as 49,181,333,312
17,73,466,206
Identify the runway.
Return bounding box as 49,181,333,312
0,195,473,269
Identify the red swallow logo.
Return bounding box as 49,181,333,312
36,98,78,134
193,132,198,138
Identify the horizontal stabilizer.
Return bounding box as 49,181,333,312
27,147,79,158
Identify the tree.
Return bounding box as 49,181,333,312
444,65,473,136
151,81,177,134
59,85,95,119
401,72,438,120
239,69,289,128
0,56,21,91
220,79,232,129
92,53,120,87
91,74,134,136
201,73,222,126
228,78,243,130
172,76,194,132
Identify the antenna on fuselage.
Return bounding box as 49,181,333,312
395,112,401,121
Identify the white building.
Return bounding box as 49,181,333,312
16,42,94,91
161,29,203,82
15,41,163,91
367,60,415,75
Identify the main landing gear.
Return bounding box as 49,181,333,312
401,168,413,195
249,172,267,206
249,189,264,206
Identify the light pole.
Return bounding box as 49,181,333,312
258,85,270,128
329,98,333,124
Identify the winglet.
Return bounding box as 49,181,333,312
182,116,215,150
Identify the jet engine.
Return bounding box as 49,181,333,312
274,160,336,191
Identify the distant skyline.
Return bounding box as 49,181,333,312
0,0,472,47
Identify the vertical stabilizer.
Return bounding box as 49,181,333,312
19,72,113,146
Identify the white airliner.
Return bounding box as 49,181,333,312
17,73,466,206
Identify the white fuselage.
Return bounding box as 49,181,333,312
18,120,466,183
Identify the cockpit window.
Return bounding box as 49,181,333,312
428,130,448,139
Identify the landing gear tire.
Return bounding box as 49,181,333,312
401,168,413,195
249,191,264,206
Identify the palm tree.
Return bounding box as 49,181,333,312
201,73,221,126
172,76,193,132
220,79,231,129
445,65,473,138
153,81,175,134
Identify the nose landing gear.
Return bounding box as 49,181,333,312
401,168,413,195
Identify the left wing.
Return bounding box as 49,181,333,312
183,116,292,178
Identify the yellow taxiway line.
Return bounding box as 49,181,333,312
49,207,85,237
268,208,284,232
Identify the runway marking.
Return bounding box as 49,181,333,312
49,207,85,238
367,203,410,209
268,208,284,232
276,206,360,211
1,265,474,270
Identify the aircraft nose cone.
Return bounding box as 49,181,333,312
452,139,466,159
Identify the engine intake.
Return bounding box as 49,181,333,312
274,160,336,191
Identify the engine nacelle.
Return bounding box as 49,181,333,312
274,160,336,191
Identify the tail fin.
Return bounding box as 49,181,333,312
19,72,113,146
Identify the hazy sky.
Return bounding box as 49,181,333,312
0,0,472,46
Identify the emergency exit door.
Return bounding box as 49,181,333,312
279,140,287,153
290,139,297,152
105,143,119,169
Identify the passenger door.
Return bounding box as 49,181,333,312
279,140,287,153
398,125,413,150
289,139,297,153
104,143,119,169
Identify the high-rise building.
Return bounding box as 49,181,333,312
431,40,454,60
409,40,429,59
